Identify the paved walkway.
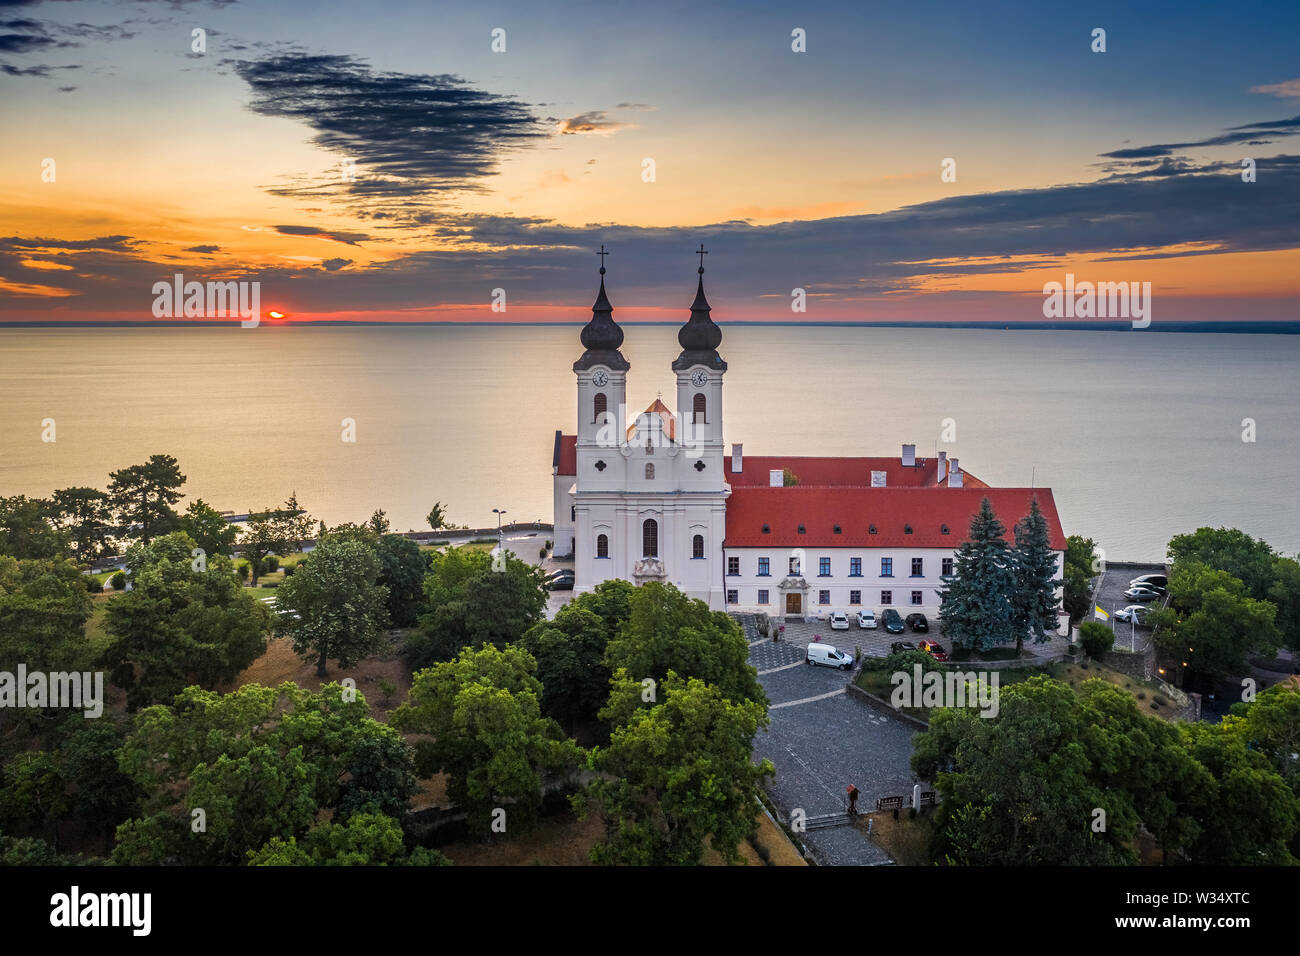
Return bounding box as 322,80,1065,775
741,615,913,865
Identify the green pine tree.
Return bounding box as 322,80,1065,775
937,498,1017,652
1011,497,1063,654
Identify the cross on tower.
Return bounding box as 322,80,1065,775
597,245,610,271
695,243,708,270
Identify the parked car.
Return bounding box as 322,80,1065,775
829,611,850,630
889,641,916,654
857,609,877,629
1129,573,1168,590
905,613,930,633
1123,585,1161,602
1114,605,1152,626
545,569,575,591
882,608,905,634
917,639,949,662
806,643,853,670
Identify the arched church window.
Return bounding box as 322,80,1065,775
645,463,655,480
642,519,658,558
593,392,607,424
693,393,706,424
692,534,705,559
596,533,609,558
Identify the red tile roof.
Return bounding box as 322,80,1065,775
554,432,576,475
627,398,677,442
723,454,987,489
724,486,1065,550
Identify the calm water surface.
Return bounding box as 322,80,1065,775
1,325,1296,561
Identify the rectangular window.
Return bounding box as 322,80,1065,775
789,556,800,575
881,590,893,605
911,557,923,577
849,557,862,577
912,591,923,605
819,557,831,577
818,590,830,606
757,557,770,577
880,558,893,577
727,556,740,576
726,589,738,604
758,589,769,605
849,590,861,605
942,557,954,576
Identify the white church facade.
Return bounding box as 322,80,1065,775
552,253,1067,621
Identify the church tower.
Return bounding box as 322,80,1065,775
672,245,727,490
572,247,628,491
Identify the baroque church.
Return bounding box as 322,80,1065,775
552,251,1067,623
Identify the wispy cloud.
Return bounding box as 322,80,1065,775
1251,79,1300,99
557,109,636,135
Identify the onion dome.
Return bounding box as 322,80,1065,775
672,252,726,372
574,252,629,372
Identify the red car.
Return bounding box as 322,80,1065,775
917,639,949,662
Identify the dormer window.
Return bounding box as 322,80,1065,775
761,524,770,534
941,524,950,535
833,525,842,534
797,524,806,534
904,524,913,534
869,524,877,534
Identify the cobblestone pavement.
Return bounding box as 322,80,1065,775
741,616,919,866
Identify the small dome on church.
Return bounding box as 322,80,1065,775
677,270,722,352
574,256,630,372
580,271,624,352
672,259,727,372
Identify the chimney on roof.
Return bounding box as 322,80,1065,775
938,451,948,484
947,458,963,487
769,469,783,488
731,444,743,473
902,443,916,467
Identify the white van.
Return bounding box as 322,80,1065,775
806,643,853,670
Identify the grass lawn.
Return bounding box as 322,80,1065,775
860,809,935,866
438,807,799,866
855,657,1186,722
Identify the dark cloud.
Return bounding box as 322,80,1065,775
0,235,137,252
184,244,220,253
271,224,371,245
6,150,1299,320
0,31,61,53
1100,114,1300,160
231,53,545,206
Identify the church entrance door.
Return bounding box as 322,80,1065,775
785,593,801,615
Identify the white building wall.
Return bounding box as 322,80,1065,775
721,545,1065,624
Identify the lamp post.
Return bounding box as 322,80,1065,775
492,508,507,552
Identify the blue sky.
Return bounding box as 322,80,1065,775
2,0,1298,323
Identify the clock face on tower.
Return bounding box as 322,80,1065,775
591,369,609,387
690,369,708,387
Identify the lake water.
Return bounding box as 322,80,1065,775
1,325,1296,561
